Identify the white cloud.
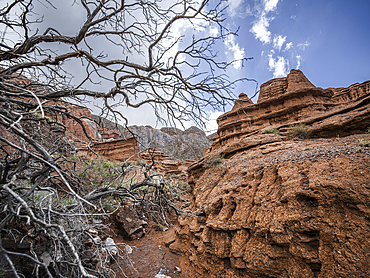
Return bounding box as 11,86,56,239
268,54,290,78
250,15,272,44
273,35,286,51
224,34,245,70
205,111,224,135
298,40,310,50
296,55,301,69
284,42,293,51
249,0,280,44
264,0,279,12
228,0,243,17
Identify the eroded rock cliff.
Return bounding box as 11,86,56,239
168,71,370,277
169,134,370,277
210,70,370,152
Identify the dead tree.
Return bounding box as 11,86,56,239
0,0,249,276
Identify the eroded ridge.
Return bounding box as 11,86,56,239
170,135,370,278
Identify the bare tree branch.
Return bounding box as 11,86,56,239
0,0,252,276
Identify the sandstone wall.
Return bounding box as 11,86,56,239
211,70,370,152
330,80,370,103
167,70,370,277
120,125,211,161
50,103,101,144
169,134,370,278
86,137,140,161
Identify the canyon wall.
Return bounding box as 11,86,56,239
169,134,370,278
210,69,370,152
51,103,101,144
168,70,370,277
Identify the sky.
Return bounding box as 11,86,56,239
2,0,370,134
205,0,370,133
223,0,370,90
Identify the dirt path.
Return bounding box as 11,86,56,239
108,222,194,278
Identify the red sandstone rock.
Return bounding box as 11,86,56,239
114,204,147,239
52,103,100,144
140,148,183,175
285,69,315,93
330,80,370,103
168,71,370,277
231,93,254,111
257,69,315,103
171,134,370,277
88,137,140,161
212,70,370,152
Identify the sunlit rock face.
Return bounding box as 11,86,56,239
170,134,370,278
168,70,370,277
210,69,370,152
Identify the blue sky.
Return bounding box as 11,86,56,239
222,0,370,96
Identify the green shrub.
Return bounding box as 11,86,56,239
288,123,311,139
76,158,122,192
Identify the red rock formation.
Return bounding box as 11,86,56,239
82,142,192,176
257,69,315,103
330,80,370,103
169,134,370,278
210,70,370,151
231,93,254,111
140,148,183,175
98,126,120,141
45,102,101,147
167,71,370,277
257,76,287,103
84,137,140,161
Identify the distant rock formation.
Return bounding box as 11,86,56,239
102,123,211,162
80,137,141,161
210,69,370,152
52,110,208,175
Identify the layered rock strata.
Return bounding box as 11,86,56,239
91,115,212,162
82,137,141,161
140,148,183,175
169,134,370,278
210,70,370,152
168,71,370,277
51,103,101,144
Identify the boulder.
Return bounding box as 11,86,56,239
114,204,147,240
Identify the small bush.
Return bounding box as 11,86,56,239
262,128,280,134
76,158,122,192
288,123,311,139
204,154,224,169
